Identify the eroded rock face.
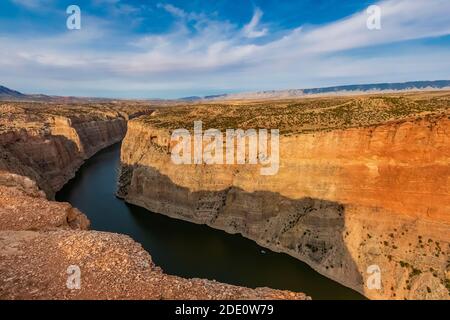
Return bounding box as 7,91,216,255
0,102,308,300
0,185,89,231
118,95,450,300
0,105,131,198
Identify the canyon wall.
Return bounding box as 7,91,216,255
0,182,308,300
118,114,450,300
0,109,128,198
0,184,307,300
0,103,308,300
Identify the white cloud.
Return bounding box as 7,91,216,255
11,0,55,9
242,8,268,38
1,0,450,98
289,0,450,54
158,3,187,18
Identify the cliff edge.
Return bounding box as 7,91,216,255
118,92,450,300
0,101,308,300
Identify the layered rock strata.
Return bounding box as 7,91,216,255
0,104,136,198
0,184,307,300
118,94,450,300
0,102,308,300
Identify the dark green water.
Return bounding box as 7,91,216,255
56,143,364,300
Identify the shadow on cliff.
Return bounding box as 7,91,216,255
117,163,366,297
0,132,81,199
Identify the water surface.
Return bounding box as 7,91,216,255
56,143,365,300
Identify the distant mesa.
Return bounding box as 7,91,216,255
178,96,203,101
179,80,450,101
1,80,450,102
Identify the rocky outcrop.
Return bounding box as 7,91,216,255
0,184,308,299
0,102,308,300
0,185,89,231
118,97,450,300
0,105,131,198
0,229,308,300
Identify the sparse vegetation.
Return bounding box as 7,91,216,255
0,101,152,134
445,279,450,294
136,92,450,134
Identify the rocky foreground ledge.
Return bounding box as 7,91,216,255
0,102,309,300
0,185,307,300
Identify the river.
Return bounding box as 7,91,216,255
56,143,365,300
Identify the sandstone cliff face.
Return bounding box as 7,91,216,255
0,102,308,300
0,111,127,198
0,185,90,231
0,183,307,300
118,113,450,300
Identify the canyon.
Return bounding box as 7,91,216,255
1,92,449,300
0,101,308,300
118,92,450,300
0,103,136,198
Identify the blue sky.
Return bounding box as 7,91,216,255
1,0,450,98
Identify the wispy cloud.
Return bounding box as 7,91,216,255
291,0,450,54
158,3,187,18
11,0,54,10
1,0,450,98
242,8,268,38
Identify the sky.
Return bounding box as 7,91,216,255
0,0,450,99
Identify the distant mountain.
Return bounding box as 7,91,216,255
0,85,116,103
178,96,203,101
2,80,450,103
185,80,450,101
0,85,26,99
0,84,166,104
